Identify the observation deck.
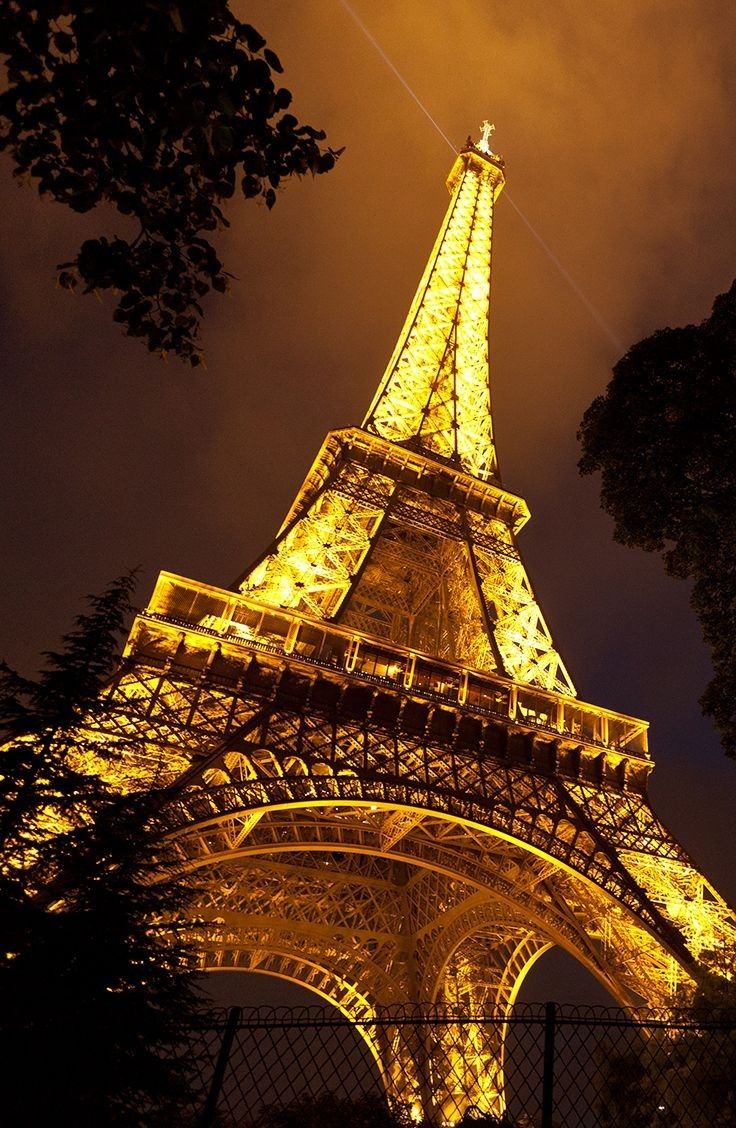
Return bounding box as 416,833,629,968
126,572,652,793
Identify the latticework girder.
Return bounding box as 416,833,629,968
236,429,574,697
73,621,736,1118
362,146,504,482
50,133,736,1122
242,458,394,620
89,618,735,982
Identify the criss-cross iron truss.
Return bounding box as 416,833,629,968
78,132,735,1120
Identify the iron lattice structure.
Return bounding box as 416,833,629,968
83,135,735,1120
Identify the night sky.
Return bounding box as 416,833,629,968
2,2,735,1004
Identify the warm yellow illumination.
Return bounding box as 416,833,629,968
48,128,736,1125
235,139,572,699
363,147,504,482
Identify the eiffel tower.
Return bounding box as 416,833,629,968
96,126,734,1120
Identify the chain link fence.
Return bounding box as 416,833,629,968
179,1004,736,1128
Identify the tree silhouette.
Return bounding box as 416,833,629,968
253,1092,518,1127
578,280,736,758
0,574,203,1125
0,1,341,364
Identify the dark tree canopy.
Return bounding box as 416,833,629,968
0,574,203,1124
0,1,341,364
254,1093,514,1128
578,280,736,757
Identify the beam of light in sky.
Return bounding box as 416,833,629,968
501,193,625,352
338,0,625,355
337,0,458,153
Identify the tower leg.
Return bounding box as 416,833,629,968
397,928,552,1121
377,1009,505,1124
378,1017,440,1124
434,1016,505,1122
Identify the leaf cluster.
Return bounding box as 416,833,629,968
596,1017,736,1128
254,1092,413,1128
0,1,341,362
254,1092,521,1128
0,571,139,862
578,280,736,756
0,573,203,1124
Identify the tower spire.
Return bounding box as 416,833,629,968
233,130,575,694
76,123,736,1123
363,127,506,482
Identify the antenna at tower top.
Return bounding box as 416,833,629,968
478,120,496,154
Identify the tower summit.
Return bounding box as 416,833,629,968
236,128,574,695
89,127,735,1121
363,131,506,482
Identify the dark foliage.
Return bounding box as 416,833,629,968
0,572,140,855
253,1092,519,1128
596,1015,736,1127
254,1092,413,1128
456,1112,520,1127
0,1,341,363
0,574,202,1125
578,280,736,757
595,1041,662,1127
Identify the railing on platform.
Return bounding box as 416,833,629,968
142,572,649,761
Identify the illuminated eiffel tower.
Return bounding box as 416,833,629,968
97,126,735,1120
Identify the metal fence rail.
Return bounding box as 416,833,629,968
180,1003,736,1128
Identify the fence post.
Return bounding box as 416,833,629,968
199,1005,242,1128
541,1001,556,1128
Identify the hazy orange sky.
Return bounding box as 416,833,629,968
2,1,735,998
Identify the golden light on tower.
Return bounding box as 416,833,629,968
60,124,736,1120
362,139,504,481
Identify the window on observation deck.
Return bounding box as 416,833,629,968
517,693,552,730
412,660,459,701
321,636,349,668
354,645,404,683
292,624,326,660
229,604,264,639
466,677,509,715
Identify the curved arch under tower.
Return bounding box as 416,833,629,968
80,127,736,1121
